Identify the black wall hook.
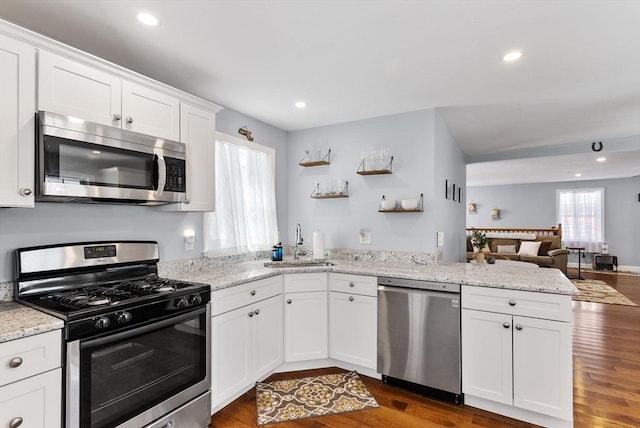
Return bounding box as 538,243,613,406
592,141,603,152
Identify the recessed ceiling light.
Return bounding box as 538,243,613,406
596,157,606,162
574,173,582,177
502,51,522,62
295,101,306,109
137,12,159,26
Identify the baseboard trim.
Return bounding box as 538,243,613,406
567,262,640,274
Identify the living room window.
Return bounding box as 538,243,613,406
556,188,604,253
204,133,278,256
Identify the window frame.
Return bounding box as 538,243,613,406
556,187,605,243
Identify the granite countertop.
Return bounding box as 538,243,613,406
167,259,578,295
0,302,64,343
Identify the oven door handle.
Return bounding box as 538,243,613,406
81,305,207,350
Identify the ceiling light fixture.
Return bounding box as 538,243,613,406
137,12,159,26
295,101,306,109
575,173,582,177
502,51,522,62
596,157,606,162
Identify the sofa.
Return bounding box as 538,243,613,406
466,235,569,275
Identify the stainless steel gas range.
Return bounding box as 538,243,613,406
15,241,211,428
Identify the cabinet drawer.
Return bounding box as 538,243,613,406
284,273,327,293
462,286,571,322
212,276,283,316
329,273,377,296
0,330,61,387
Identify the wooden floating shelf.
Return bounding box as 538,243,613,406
311,194,349,199
299,160,330,167
357,169,392,175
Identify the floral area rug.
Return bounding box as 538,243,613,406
255,371,379,425
571,279,638,306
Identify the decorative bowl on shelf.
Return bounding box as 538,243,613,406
401,199,419,210
380,199,397,211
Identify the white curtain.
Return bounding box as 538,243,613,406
557,188,604,253
205,138,278,255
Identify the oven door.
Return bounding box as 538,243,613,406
66,304,210,428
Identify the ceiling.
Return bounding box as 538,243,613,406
1,0,639,184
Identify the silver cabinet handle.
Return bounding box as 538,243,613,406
10,417,23,428
515,324,523,331
349,281,355,287
248,312,253,317
254,309,260,315
126,116,133,124
349,296,354,302
20,188,32,196
503,322,510,329
286,299,292,304
508,300,516,306
113,113,121,121
9,357,23,368
250,290,256,296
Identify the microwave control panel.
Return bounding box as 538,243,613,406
165,158,186,192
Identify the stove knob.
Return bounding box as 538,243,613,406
94,316,111,330
176,297,189,309
116,311,132,325
189,294,202,305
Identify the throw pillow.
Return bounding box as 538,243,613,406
490,239,519,253
518,241,542,256
537,241,552,256
497,245,517,254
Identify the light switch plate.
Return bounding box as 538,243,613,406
437,232,444,247
360,230,372,245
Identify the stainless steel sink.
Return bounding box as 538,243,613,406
263,260,334,268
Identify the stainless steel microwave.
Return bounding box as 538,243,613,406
36,111,187,205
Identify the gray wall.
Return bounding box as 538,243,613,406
286,109,466,262
466,176,640,268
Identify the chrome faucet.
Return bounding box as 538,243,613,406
293,224,306,260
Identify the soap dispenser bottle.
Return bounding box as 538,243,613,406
272,242,283,261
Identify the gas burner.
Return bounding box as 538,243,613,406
117,277,178,296
48,291,113,309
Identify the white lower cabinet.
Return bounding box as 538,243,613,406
0,368,61,428
0,329,62,428
211,277,283,411
284,273,328,362
328,274,377,369
461,286,573,426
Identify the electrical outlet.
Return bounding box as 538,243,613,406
437,232,444,247
184,235,195,251
360,230,372,245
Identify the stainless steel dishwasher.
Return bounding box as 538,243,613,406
377,276,462,403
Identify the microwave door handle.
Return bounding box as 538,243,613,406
155,154,166,197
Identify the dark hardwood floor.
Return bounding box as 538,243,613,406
211,269,640,427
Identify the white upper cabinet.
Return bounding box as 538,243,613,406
162,103,216,212
0,34,36,208
38,50,180,141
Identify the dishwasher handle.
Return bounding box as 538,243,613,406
378,284,460,298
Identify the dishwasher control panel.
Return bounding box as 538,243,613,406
377,277,460,293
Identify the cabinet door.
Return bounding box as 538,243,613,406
211,306,253,408
121,80,180,141
162,103,216,211
253,295,284,379
329,292,377,369
513,316,573,420
38,50,121,127
0,368,61,428
284,291,328,362
0,35,35,207
461,309,513,405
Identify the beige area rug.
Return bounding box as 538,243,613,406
256,371,379,425
571,279,638,306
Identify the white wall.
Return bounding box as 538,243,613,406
466,176,640,268
286,109,466,262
